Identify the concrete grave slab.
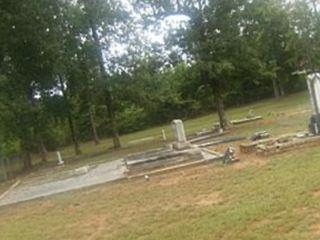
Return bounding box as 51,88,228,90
0,159,126,207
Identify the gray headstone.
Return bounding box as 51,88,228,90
171,119,191,150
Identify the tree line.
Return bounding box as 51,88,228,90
0,0,318,169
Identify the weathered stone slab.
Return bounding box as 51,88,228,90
0,159,126,207
127,148,224,178
189,131,229,144
125,148,204,174
250,131,270,141
230,116,263,125
240,132,310,154
240,138,275,153
125,146,173,161
197,136,245,148
256,135,320,156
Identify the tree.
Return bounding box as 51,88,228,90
0,0,62,168
135,0,251,129
243,0,300,98
291,0,320,72
80,0,129,149
42,0,85,155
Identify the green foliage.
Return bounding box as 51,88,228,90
116,105,147,133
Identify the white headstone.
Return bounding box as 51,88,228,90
171,119,191,150
307,73,320,115
172,120,187,142
56,151,64,165
307,73,320,135
161,129,167,142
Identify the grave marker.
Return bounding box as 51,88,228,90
171,119,191,150
307,73,320,134
56,151,64,165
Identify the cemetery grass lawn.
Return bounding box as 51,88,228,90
2,91,320,239
1,146,320,239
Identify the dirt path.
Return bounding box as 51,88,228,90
0,159,126,207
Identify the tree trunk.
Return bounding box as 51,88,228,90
272,78,280,98
58,74,82,156
39,138,48,162
106,92,121,148
89,108,100,145
89,19,121,149
22,151,32,171
209,79,229,130
278,79,285,97
215,96,229,130
106,92,121,149
20,137,32,170
67,114,82,155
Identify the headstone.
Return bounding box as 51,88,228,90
56,151,64,165
162,129,167,142
307,73,320,135
247,109,255,119
171,119,191,150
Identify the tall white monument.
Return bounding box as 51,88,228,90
307,72,320,134
56,151,64,165
171,119,191,150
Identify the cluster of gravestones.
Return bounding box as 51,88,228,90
238,72,320,156
124,119,241,176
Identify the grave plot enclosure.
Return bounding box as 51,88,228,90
124,120,224,176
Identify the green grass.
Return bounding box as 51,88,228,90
1,147,320,239
1,91,320,240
